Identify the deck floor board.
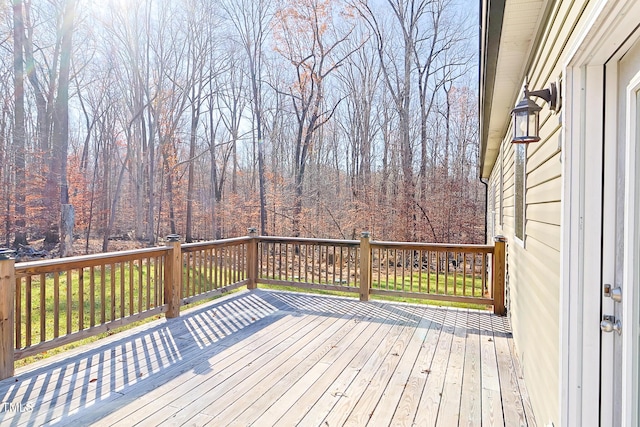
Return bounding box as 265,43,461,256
0,289,535,426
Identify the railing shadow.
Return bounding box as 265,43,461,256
259,289,512,338
0,291,283,426
0,289,511,426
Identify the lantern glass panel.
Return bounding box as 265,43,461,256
513,110,530,140
528,110,539,139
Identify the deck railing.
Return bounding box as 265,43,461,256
256,236,361,293
253,233,505,311
181,236,251,304
0,231,505,380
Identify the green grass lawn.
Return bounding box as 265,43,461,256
15,260,489,369
15,261,242,368
371,269,488,297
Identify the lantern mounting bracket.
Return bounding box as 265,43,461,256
526,82,558,112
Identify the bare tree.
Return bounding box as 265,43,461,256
354,0,430,240
222,0,272,235
185,0,217,243
53,0,77,256
274,0,359,237
12,0,27,247
336,28,381,236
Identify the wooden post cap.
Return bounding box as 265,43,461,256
166,234,181,242
494,235,507,243
360,231,371,238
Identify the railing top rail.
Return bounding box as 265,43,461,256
370,240,495,253
258,236,360,246
181,236,252,250
15,246,170,274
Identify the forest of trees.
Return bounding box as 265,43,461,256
0,0,484,256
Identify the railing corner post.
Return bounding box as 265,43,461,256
0,249,16,380
247,227,258,290
164,235,182,318
493,236,507,316
359,232,371,302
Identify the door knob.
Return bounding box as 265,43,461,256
600,315,622,335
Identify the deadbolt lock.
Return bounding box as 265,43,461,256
603,284,623,303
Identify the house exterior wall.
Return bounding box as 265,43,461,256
486,2,597,425
489,124,561,427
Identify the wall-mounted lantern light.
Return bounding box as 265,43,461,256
511,82,559,143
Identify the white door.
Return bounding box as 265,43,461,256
601,35,640,427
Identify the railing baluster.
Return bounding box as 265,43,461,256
90,267,96,328
193,250,198,296
67,270,72,334
278,243,283,281
15,278,21,349
418,250,423,293
332,246,336,285
482,253,487,296
40,273,45,342
111,263,116,321
257,243,261,281
472,252,477,297
129,260,134,316
435,252,439,292
218,246,222,287
453,252,458,296
203,249,208,293
232,245,236,284
462,253,467,295
120,263,125,319
242,244,246,282
146,257,151,310
392,250,397,291
311,244,316,284
204,248,209,292
284,244,289,281
298,244,303,282
100,265,106,324
186,252,192,297
138,259,143,313
158,256,164,307
25,276,31,345
445,251,450,295
226,247,231,285
79,268,84,330
264,243,269,280
154,257,159,307
53,272,59,338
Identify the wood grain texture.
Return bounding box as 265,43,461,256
458,310,482,427
0,289,535,426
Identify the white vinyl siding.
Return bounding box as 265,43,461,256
484,1,601,425
514,143,526,242
499,148,504,226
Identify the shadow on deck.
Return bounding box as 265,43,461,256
0,289,535,426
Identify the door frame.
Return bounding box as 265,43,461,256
621,67,640,427
561,0,640,425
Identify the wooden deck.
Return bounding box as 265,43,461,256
0,290,535,426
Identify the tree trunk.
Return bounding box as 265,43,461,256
54,0,76,257
185,96,199,243
12,0,28,248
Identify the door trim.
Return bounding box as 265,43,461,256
562,0,640,425
621,70,640,427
